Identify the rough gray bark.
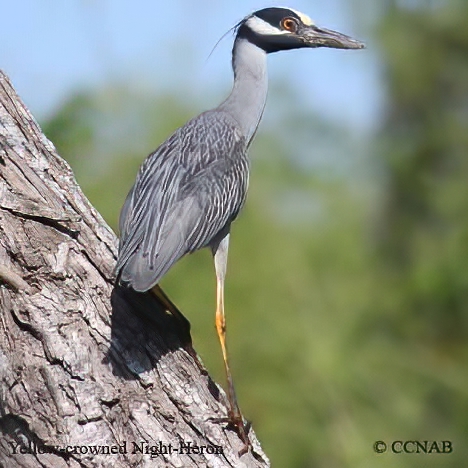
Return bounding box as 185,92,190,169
0,71,269,468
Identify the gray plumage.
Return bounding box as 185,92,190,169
115,7,364,444
116,26,269,292
117,112,249,291
115,6,364,294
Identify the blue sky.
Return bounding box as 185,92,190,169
1,0,383,133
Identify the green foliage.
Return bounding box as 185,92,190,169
43,87,195,230
41,3,468,464
377,0,468,348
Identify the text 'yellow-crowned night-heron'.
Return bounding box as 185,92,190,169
116,6,364,450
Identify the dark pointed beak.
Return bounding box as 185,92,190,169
300,26,365,50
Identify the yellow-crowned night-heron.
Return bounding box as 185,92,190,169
116,6,364,447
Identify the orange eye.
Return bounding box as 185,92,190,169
281,17,298,32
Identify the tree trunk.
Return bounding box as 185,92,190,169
0,71,269,468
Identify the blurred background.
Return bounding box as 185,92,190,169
2,0,467,466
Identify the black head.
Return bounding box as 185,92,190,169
236,7,365,53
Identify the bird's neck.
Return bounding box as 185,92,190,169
218,38,268,146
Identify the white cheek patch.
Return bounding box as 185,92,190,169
289,8,314,26
246,16,290,35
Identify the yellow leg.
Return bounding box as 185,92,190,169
151,284,191,334
212,233,250,452
150,284,204,372
215,276,241,420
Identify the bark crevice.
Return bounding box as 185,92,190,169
0,71,269,468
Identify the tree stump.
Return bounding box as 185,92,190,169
0,71,269,468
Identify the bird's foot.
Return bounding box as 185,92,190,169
184,343,208,375
209,411,252,456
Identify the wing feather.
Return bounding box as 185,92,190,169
116,111,248,292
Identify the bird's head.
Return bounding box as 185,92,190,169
236,7,365,53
